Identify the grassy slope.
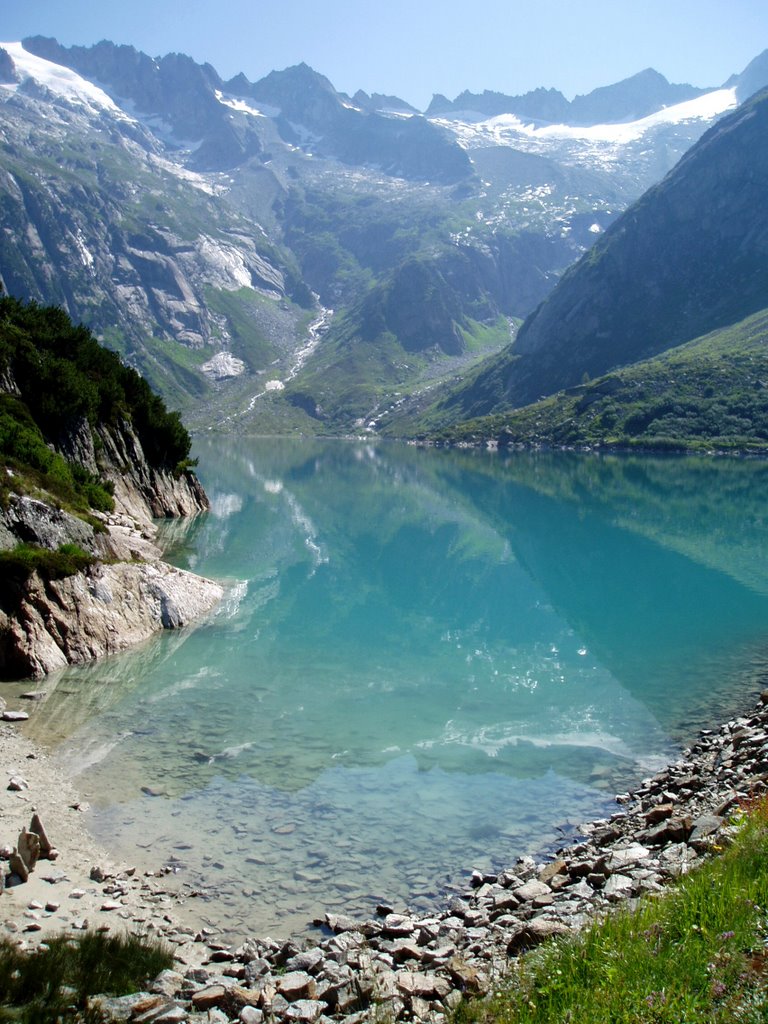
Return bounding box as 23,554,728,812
415,308,768,453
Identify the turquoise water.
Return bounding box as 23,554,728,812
23,441,768,940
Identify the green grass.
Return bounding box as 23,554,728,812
454,799,768,1024
0,930,173,1023
0,543,96,585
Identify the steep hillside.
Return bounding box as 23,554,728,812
414,307,768,453
427,87,768,424
0,297,220,679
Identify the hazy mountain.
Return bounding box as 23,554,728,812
425,69,706,125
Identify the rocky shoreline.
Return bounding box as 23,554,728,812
4,684,768,1022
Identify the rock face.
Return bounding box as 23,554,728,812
0,560,222,680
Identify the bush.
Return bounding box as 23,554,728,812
0,296,192,471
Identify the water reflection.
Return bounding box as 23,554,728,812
15,441,768,939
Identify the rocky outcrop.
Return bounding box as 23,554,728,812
0,405,218,679
0,560,222,680
96,419,208,526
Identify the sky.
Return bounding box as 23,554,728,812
3,0,768,111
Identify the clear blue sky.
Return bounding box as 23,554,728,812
4,0,768,110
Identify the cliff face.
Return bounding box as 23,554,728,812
56,413,209,528
0,397,219,681
0,560,222,680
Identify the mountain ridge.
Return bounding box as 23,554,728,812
406,86,768,437
2,35,767,435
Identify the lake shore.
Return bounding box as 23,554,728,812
3,684,768,1021
0,719,215,969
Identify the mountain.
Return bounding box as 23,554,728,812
410,86,768,432
425,68,706,125
1,37,766,434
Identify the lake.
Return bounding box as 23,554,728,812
21,440,768,940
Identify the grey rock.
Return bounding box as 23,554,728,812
513,879,551,902
284,1000,325,1021
91,992,153,1021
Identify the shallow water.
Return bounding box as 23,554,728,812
20,442,768,940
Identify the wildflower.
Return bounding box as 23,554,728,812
645,990,667,1009
719,930,736,941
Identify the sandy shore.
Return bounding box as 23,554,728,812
0,720,212,965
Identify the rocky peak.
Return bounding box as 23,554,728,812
0,47,18,84
733,48,768,101
352,89,418,114
21,35,226,143
569,67,706,125
250,62,345,130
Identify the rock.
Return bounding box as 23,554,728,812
91,991,154,1021
689,814,724,846
276,971,318,1001
642,817,692,846
3,711,30,722
447,957,489,994
90,864,113,882
8,776,29,791
395,971,451,999
285,949,325,974
324,913,360,933
603,874,635,899
383,913,416,936
29,813,53,857
507,918,570,953
538,859,568,883
150,1007,187,1024
513,879,551,902
240,1009,264,1024
130,995,173,1023
606,844,650,872
191,986,227,1012
644,802,675,825
284,1000,325,1021
17,830,40,872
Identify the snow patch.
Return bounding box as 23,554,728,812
0,41,127,116
215,90,280,119
433,88,738,153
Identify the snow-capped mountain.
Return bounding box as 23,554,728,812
1,36,766,431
